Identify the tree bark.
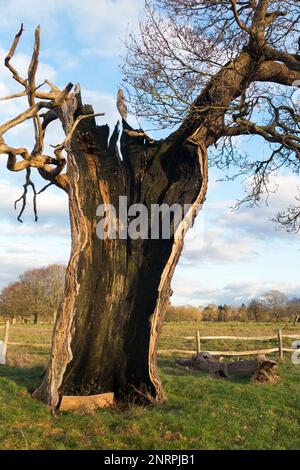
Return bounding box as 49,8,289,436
33,97,208,409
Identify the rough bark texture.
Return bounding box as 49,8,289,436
34,95,208,408
32,47,260,410
176,353,279,383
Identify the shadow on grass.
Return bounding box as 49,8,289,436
0,364,45,392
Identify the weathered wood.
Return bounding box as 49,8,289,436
196,330,201,355
277,329,283,360
184,333,300,341
3,320,9,358
60,392,114,412
184,335,278,341
159,348,279,356
176,352,278,383
282,334,300,339
33,96,208,409
8,342,49,347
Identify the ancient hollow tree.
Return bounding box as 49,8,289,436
1,0,300,409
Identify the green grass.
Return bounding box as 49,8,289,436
0,322,300,450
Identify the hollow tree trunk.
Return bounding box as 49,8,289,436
34,97,208,409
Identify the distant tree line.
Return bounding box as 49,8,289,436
0,265,66,323
165,290,300,324
1,275,299,325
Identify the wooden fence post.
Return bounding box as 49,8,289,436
3,320,9,358
277,328,283,360
196,330,201,355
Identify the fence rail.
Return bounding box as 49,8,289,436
1,323,300,360
183,334,300,340
159,329,300,358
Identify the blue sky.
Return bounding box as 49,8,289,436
0,0,299,306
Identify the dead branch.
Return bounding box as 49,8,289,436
27,26,43,156
4,23,27,87
0,25,77,220
50,112,105,162
14,168,38,223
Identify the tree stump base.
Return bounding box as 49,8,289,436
176,352,279,384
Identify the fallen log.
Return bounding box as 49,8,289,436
176,352,279,383
60,392,114,412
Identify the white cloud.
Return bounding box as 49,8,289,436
0,0,143,58
172,276,300,306
0,1,61,35
0,45,57,85
68,0,142,57
0,245,69,288
0,174,70,289
182,223,258,265
0,178,68,220
179,173,300,266
81,89,119,129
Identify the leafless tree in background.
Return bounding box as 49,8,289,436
0,265,65,323
261,289,288,321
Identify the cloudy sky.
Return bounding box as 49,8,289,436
0,0,299,306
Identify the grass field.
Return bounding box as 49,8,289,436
0,321,300,450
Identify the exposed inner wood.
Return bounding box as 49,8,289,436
33,98,208,408
60,392,114,412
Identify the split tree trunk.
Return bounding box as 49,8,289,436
34,96,208,409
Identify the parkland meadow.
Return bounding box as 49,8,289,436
0,322,299,450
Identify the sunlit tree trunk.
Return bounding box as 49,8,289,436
34,102,208,408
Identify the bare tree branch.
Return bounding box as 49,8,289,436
4,23,27,87
274,193,300,232
230,0,252,33
14,168,38,223
255,61,300,85
123,0,300,230
0,25,78,219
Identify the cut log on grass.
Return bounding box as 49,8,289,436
59,392,114,412
176,352,279,384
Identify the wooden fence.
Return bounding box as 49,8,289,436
1,322,300,360
158,329,300,359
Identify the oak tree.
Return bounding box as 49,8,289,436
0,0,299,409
